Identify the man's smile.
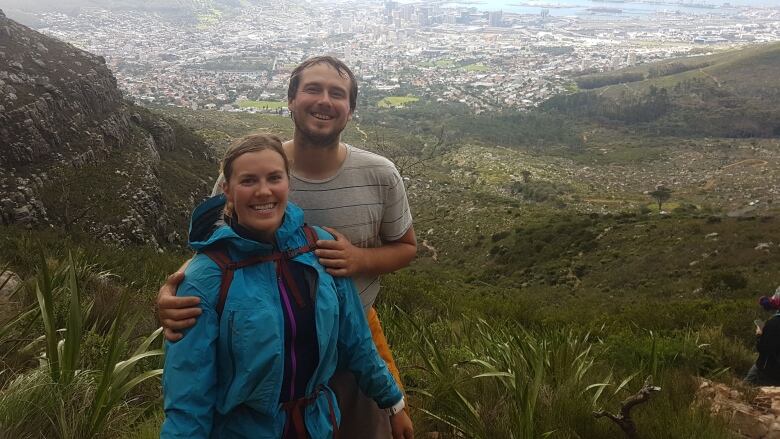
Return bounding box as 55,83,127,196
312,112,334,120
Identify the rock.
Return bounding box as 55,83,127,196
145,119,175,151
756,242,774,251
0,269,21,299
13,205,31,224
695,378,780,439
731,409,769,437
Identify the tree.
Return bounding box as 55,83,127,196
648,185,672,212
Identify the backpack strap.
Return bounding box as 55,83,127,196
282,224,319,259
201,225,320,317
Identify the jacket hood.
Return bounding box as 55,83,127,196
187,194,305,254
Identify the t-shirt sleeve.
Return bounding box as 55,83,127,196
379,165,412,242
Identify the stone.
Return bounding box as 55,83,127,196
13,205,31,223
730,409,768,438
0,269,21,299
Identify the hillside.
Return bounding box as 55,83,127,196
545,42,780,138
0,9,216,246
0,20,779,437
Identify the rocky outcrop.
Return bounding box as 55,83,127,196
695,378,780,439
0,268,21,300
0,11,128,166
0,9,133,227
0,10,217,244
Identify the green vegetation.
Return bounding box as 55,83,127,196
237,99,288,110
195,7,222,29
556,42,780,138
0,250,164,438
463,62,488,72
4,42,780,437
377,96,420,108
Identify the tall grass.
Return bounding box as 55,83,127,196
384,306,736,439
0,252,164,438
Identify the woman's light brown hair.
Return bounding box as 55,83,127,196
221,133,289,182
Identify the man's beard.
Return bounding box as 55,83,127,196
291,110,344,147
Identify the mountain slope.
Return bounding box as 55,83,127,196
0,9,216,246
545,43,780,138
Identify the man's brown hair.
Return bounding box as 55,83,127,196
287,56,358,112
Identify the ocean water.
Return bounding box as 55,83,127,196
439,0,780,16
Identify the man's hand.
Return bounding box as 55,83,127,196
315,227,366,277
390,410,414,439
157,270,201,342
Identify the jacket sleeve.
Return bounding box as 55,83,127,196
161,257,221,438
758,315,780,358
334,276,403,409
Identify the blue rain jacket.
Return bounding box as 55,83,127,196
161,194,402,438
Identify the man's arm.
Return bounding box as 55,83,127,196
157,258,201,342
315,225,417,277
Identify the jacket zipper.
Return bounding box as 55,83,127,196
227,311,237,384
277,265,298,401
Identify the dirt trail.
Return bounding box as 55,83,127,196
354,124,369,142
700,159,767,191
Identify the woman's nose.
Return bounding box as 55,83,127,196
254,183,272,196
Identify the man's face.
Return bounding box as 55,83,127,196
288,63,353,146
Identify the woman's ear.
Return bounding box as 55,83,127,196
221,178,230,200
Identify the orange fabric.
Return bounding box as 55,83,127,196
368,307,403,390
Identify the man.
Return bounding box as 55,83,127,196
157,56,416,438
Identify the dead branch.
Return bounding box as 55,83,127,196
593,375,662,439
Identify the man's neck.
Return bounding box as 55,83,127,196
285,133,347,180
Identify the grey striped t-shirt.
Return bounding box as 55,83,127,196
212,144,413,310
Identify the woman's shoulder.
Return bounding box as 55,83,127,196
179,252,227,306
307,225,334,241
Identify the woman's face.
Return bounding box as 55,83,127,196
223,149,289,242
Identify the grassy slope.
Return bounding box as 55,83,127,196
570,42,780,137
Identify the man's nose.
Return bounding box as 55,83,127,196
317,91,334,106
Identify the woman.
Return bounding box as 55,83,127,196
161,133,412,438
